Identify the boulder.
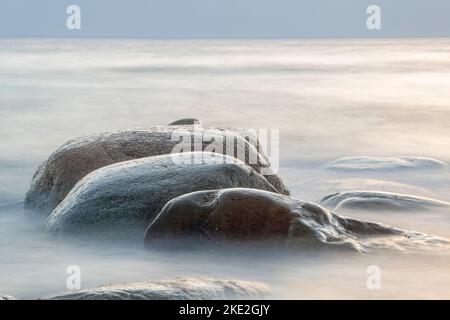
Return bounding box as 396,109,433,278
45,153,279,238
48,278,269,300
323,156,448,171
0,295,16,300
26,124,288,216
144,188,448,252
320,191,450,211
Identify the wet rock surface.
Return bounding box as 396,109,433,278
320,191,450,211
25,124,288,216
45,153,278,238
48,278,270,300
323,156,448,172
145,188,448,252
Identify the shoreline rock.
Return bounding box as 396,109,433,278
48,278,270,300
302,178,434,200
144,188,448,252
323,156,448,172
45,153,279,238
320,191,450,211
25,123,288,216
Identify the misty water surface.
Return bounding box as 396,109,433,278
0,38,449,299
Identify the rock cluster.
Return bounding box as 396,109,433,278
25,122,288,216
24,120,448,252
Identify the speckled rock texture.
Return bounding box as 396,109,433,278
26,123,288,216
48,278,270,300
45,153,279,238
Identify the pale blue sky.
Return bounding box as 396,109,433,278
0,0,449,38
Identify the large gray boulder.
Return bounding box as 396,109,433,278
48,278,270,300
26,124,288,216
320,191,450,211
144,188,448,252
45,153,279,238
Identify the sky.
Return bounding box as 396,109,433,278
0,0,449,38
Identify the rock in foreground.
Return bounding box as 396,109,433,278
145,188,448,252
320,191,450,211
26,124,288,216
45,153,278,238
48,278,269,300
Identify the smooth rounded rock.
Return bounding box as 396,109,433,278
303,178,434,200
323,156,448,172
48,278,270,300
320,191,450,211
26,125,288,216
45,153,278,238
144,188,448,252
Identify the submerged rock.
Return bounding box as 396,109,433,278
144,188,448,252
320,191,450,211
48,278,270,300
45,153,278,238
303,178,433,200
25,124,288,216
323,156,448,171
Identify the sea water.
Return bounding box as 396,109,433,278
0,38,449,299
